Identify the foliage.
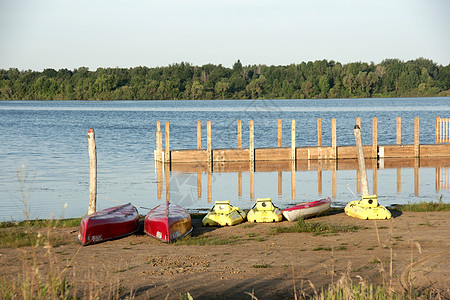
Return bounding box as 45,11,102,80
271,218,361,235
1,58,448,100
396,196,450,212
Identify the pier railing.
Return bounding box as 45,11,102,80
155,117,450,164
436,117,450,144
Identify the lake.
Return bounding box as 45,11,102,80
1,97,449,221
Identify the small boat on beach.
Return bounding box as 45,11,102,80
78,203,139,246
345,195,391,220
247,198,283,223
202,200,247,226
282,197,331,221
144,202,193,243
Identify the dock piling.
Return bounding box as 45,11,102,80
88,128,97,215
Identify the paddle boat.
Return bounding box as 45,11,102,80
345,195,391,220
247,198,283,223
202,200,247,226
144,202,193,243
78,203,139,246
282,197,331,221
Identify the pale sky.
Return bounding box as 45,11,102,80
1,0,449,71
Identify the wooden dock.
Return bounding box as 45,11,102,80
155,117,450,164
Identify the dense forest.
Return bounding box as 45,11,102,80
0,58,449,100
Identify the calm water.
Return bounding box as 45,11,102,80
1,98,449,221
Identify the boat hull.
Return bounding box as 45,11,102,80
282,198,331,221
144,202,192,243
247,198,283,223
78,203,139,246
345,200,391,220
202,201,247,227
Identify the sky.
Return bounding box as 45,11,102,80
0,0,449,71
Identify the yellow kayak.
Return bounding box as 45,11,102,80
247,198,283,223
345,195,391,220
202,201,247,226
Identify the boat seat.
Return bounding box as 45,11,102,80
214,201,232,214
360,195,379,208
256,198,274,211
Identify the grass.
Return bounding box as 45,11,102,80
396,196,450,212
252,264,271,269
174,234,240,246
270,218,361,235
0,218,82,229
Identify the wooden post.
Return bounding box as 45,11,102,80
397,168,401,193
237,120,242,148
396,117,401,145
356,117,361,128
238,171,242,198
165,121,170,163
249,120,254,162
291,120,296,161
291,162,296,200
436,116,440,144
278,119,282,147
207,168,212,203
356,168,361,194
414,158,419,196
332,169,337,199
354,125,370,196
317,118,322,146
318,169,322,195
250,163,255,201
332,118,336,159
414,117,419,157
156,121,162,162
88,128,97,215
197,170,202,199
197,120,201,149
278,171,282,196
165,162,170,202
372,159,377,195
435,168,440,192
207,121,212,162
157,162,163,200
372,117,377,159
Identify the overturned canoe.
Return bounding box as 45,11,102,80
282,197,331,221
78,203,139,246
345,195,391,220
144,202,192,243
247,198,283,223
202,200,247,226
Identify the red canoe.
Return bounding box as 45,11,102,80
144,202,192,243
282,198,331,221
78,203,139,246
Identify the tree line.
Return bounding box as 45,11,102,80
0,58,449,100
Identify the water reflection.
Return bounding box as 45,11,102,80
158,158,450,211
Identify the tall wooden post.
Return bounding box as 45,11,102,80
88,128,97,215
165,161,170,202
317,118,322,146
436,116,440,144
318,169,322,195
207,121,212,162
354,125,370,196
396,117,401,145
332,168,337,199
278,119,282,147
165,121,170,163
249,120,254,162
291,120,296,161
397,168,401,193
157,162,163,200
197,120,201,149
278,171,282,196
207,168,212,203
291,162,296,200
156,121,162,162
356,117,361,128
372,117,377,159
414,117,419,157
332,118,337,159
197,170,202,199
237,120,242,148
238,171,242,198
372,159,377,195
414,158,419,196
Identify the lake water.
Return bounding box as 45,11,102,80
1,98,450,221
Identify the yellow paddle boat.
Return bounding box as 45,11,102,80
345,195,391,220
202,201,247,226
247,198,283,223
